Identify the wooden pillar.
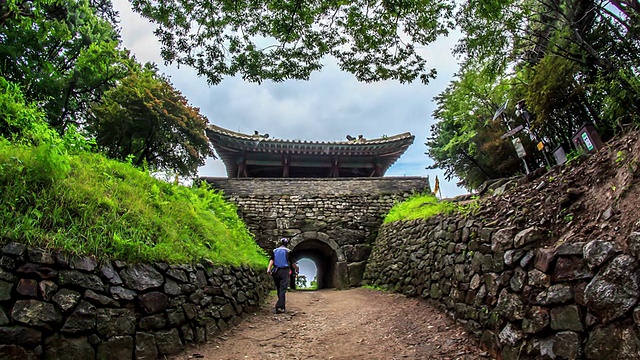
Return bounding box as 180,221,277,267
330,157,340,178
370,158,382,177
282,155,290,178
236,154,247,177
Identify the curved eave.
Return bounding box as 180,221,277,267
206,124,413,146
206,124,414,177
206,126,414,155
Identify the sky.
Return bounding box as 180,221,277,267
111,1,467,198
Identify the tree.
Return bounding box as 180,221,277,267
455,0,640,137
426,64,529,190
128,0,455,85
89,65,214,177
0,0,127,132
296,275,308,289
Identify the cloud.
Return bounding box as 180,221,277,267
111,0,466,198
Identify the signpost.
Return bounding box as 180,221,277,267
500,124,525,140
494,99,530,174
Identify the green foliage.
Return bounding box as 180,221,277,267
384,193,457,223
129,0,455,84
426,63,528,190
1,0,128,131
0,142,267,267
427,0,640,188
307,280,318,291
295,275,308,289
615,150,627,164
0,76,59,145
89,65,214,177
384,193,482,223
362,284,388,292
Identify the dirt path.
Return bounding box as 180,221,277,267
171,288,492,360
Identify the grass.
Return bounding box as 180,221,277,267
383,193,480,223
0,140,268,268
362,284,388,292
383,193,458,223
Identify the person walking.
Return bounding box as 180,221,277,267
266,238,298,313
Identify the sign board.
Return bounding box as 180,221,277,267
500,124,525,140
537,141,544,151
512,137,527,158
553,145,567,165
581,131,594,151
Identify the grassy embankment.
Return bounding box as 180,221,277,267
383,193,477,223
0,142,268,268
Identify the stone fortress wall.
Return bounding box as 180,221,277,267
364,215,640,359
204,177,431,288
0,243,271,359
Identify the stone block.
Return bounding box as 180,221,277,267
514,227,545,248
44,334,94,360
0,326,42,347
584,255,639,323
70,255,98,272
109,286,137,301
347,261,367,287
533,248,555,273
52,289,81,313
139,314,166,331
0,280,12,301
0,344,29,360
99,262,123,285
552,256,594,282
16,278,38,297
583,239,617,270
58,270,104,292
495,289,524,321
2,243,26,257
97,335,133,360
139,292,169,314
491,227,516,252
61,301,96,334
550,305,584,332
39,280,57,301
585,323,640,359
535,284,573,305
135,332,158,360
154,328,184,355
16,263,57,279
27,248,54,264
119,264,163,291
11,300,62,330
84,289,119,307
552,331,582,360
97,308,136,337
522,306,549,334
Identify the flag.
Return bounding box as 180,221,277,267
433,176,440,196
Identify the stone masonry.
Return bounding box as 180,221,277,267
204,177,430,289
0,242,271,359
364,215,640,359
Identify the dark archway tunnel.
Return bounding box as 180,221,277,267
290,239,340,289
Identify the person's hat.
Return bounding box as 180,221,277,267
280,238,289,245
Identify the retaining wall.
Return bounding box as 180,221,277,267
0,242,271,359
203,177,429,287
364,216,640,359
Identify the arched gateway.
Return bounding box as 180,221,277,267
202,125,429,288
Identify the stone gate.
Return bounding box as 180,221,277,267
203,177,430,289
